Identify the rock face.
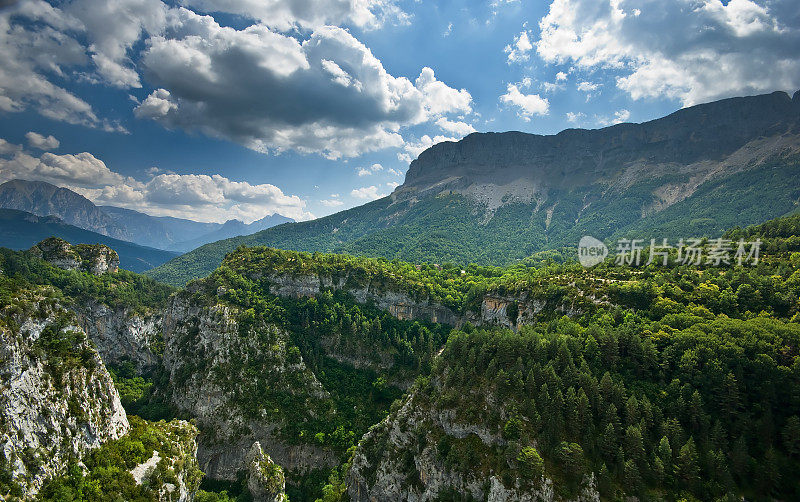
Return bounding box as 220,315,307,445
264,271,459,325
0,179,129,239
74,301,163,373
0,296,129,498
347,388,599,502
246,442,288,502
161,287,337,481
30,237,119,275
260,271,571,331
402,90,800,198
128,419,203,502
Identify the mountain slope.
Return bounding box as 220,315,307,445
0,179,129,239
0,209,178,272
148,90,800,286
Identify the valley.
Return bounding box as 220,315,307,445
2,208,800,500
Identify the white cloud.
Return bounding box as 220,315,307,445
0,144,311,222
0,150,130,188
576,81,599,92
320,198,344,207
386,181,399,189
1,0,463,159
595,109,631,126
351,185,386,200
357,163,383,176
535,0,800,105
388,168,403,177
435,117,476,136
402,134,459,159
25,132,60,150
555,71,567,81
0,139,22,156
414,67,472,117
505,30,533,63
499,84,549,121
134,12,472,159
566,111,585,123
182,0,407,32
541,81,564,93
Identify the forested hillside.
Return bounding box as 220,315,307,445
148,91,800,286
3,212,800,500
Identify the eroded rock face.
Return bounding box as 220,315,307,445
0,298,129,498
161,289,337,481
346,388,601,502
246,442,288,502
29,238,120,275
128,419,203,502
74,301,163,373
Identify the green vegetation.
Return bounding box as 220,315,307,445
37,416,202,501
350,213,800,500
147,156,800,286
0,246,174,314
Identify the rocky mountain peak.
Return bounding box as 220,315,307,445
399,90,800,199
30,237,120,275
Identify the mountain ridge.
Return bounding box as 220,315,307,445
0,208,178,272
0,179,294,252
147,90,800,286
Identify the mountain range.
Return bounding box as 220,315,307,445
0,179,294,253
149,89,800,285
0,208,177,272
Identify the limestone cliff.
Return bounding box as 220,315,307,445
73,300,163,373
161,285,338,481
29,237,119,275
0,291,129,498
347,385,600,502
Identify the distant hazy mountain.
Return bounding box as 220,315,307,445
0,179,294,252
100,205,221,250
0,209,177,272
0,179,129,239
166,213,294,252
149,90,800,285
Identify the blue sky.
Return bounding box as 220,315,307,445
0,0,798,222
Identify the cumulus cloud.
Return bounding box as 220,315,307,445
0,138,22,155
402,134,459,160
595,109,631,126
320,198,344,207
183,0,407,32
505,30,533,63
25,132,60,150
566,111,585,123
0,1,134,130
351,185,386,200
535,0,800,105
2,0,463,159
134,12,472,159
435,117,476,136
500,84,549,120
555,71,567,81
577,81,599,92
357,163,383,176
0,144,311,222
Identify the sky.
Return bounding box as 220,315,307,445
0,0,798,223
